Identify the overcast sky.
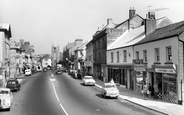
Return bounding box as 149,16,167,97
1,0,184,54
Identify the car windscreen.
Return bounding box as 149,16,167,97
84,77,93,79
0,90,9,94
105,85,116,88
7,81,16,85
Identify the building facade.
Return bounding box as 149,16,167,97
85,40,93,76
0,23,12,87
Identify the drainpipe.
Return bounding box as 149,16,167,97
178,36,183,105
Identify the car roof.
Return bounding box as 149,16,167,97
104,83,116,86
8,78,18,81
0,88,11,91
84,76,93,78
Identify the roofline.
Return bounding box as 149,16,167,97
134,34,180,46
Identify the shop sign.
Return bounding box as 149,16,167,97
84,61,92,67
132,59,143,64
155,68,176,74
134,67,146,71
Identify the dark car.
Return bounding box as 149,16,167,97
6,78,21,92
55,67,62,75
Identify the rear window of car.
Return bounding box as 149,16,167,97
7,81,16,85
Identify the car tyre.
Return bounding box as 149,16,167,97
7,108,10,111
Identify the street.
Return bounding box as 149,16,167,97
0,71,163,115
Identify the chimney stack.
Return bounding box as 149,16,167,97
129,7,136,19
145,19,156,36
107,18,113,25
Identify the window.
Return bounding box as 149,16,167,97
166,46,172,62
143,50,147,63
123,50,127,62
117,51,119,62
111,52,113,63
98,40,100,49
136,51,139,59
155,48,160,62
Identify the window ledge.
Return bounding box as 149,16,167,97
164,62,173,64
153,62,161,65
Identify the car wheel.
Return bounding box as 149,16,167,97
7,108,10,111
103,93,106,98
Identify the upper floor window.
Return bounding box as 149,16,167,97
123,50,127,62
136,51,139,59
166,46,172,62
117,51,119,62
143,50,147,63
155,48,160,62
98,40,100,49
111,52,113,63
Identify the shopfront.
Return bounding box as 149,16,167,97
154,66,177,103
107,65,133,88
134,66,147,92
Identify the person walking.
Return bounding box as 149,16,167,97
148,83,152,98
142,83,148,98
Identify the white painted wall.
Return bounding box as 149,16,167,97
133,36,179,68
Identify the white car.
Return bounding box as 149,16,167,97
82,76,96,86
0,88,13,111
25,67,32,76
101,82,119,98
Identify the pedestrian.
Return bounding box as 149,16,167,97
142,83,148,98
154,83,158,99
148,83,152,98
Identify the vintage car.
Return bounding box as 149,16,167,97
101,82,119,98
55,67,62,75
25,66,32,76
6,78,21,92
0,88,13,111
82,76,96,86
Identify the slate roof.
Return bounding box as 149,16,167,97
107,25,145,50
135,20,184,45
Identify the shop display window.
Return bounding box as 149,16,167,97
163,73,177,98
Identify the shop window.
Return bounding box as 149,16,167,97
111,52,113,63
163,73,177,99
155,48,160,62
123,50,127,62
166,46,172,62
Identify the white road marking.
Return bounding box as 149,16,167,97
50,81,69,115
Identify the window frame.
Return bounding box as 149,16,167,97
135,51,139,59
111,52,113,63
166,46,172,62
143,50,147,63
123,50,127,62
155,48,160,62
117,51,119,62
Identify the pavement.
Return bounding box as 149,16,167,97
94,79,184,115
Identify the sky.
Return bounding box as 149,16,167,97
1,0,184,54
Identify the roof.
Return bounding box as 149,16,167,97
135,20,184,45
107,25,145,50
0,23,12,38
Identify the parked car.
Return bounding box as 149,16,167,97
0,88,13,111
25,68,32,76
101,82,119,98
82,76,96,86
6,78,21,92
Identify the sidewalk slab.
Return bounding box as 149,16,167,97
94,79,184,115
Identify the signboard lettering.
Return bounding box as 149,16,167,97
155,68,176,74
